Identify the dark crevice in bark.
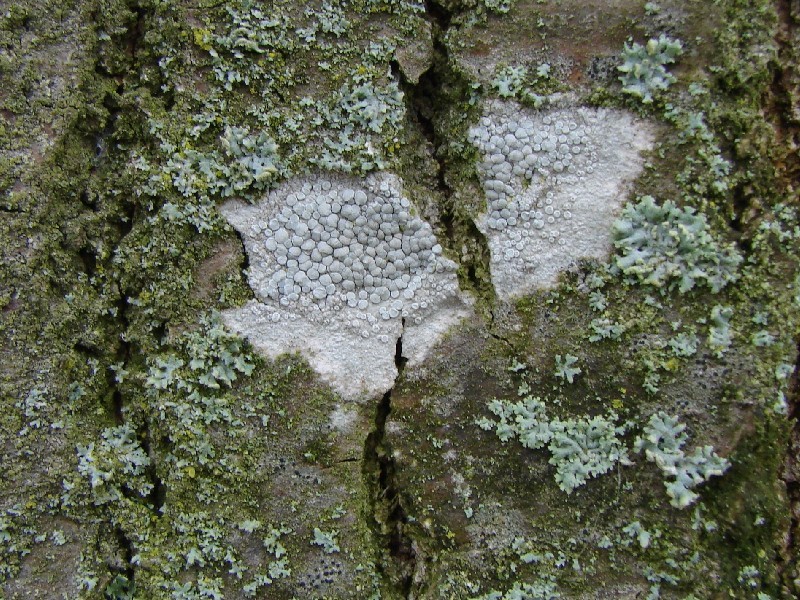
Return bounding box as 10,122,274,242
363,6,497,593
768,0,800,190
772,0,799,125
73,341,103,358
400,0,495,306
728,182,754,255
151,321,168,345
78,245,98,277
362,3,497,593
718,1,798,251
113,525,136,592
728,183,747,234
84,2,168,588
423,0,454,29
139,427,167,513
770,2,800,595
109,295,131,426
488,309,515,351
119,292,167,516
79,189,98,211
233,228,251,289
112,390,125,425
126,6,148,62
779,339,800,595
118,200,136,239
120,297,166,515
362,320,417,598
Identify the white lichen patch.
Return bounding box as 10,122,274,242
328,406,359,433
221,172,471,400
469,99,655,298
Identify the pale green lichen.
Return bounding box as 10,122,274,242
588,318,625,342
141,313,255,466
15,386,48,435
634,412,729,508
160,124,284,204
663,105,733,199
553,354,581,383
477,395,628,493
75,423,152,506
668,332,699,357
220,125,283,191
480,0,515,14
0,507,33,581
472,579,560,600
491,65,528,98
618,35,683,103
548,415,630,493
489,64,549,107
707,304,734,358
613,196,742,293
312,74,406,172
621,520,656,549
207,4,296,93
311,527,341,554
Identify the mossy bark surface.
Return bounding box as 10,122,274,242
1,0,799,598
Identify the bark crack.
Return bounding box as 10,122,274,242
362,5,502,594
82,2,165,592
770,2,800,595
399,0,496,307
362,319,418,598
109,525,136,595
768,0,800,192
488,309,516,352
772,2,799,126
779,338,800,596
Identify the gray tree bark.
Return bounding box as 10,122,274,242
1,0,799,598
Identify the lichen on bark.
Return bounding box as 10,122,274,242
1,0,799,598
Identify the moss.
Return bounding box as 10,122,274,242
703,414,792,596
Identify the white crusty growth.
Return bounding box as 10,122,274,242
469,99,655,298
220,172,471,400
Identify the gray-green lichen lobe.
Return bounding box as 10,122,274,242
1,0,799,598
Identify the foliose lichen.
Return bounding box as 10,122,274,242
612,195,742,294
618,35,683,103
472,579,560,600
75,423,152,507
634,412,730,509
477,395,629,493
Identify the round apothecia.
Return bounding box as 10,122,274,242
233,174,461,331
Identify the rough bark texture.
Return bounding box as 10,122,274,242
1,0,799,598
